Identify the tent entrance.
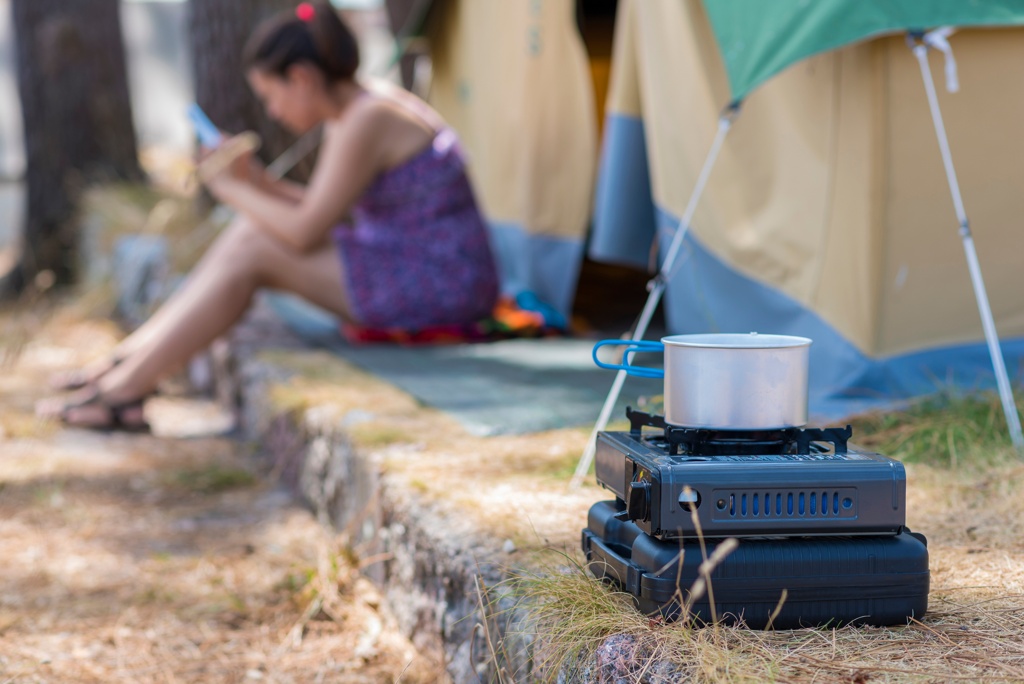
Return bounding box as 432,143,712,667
570,0,663,335
577,0,617,137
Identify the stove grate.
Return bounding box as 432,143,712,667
627,407,851,456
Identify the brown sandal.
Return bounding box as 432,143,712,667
49,387,150,433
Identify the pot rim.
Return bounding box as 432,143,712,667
661,332,812,349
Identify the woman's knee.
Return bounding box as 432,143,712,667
197,218,262,281
218,217,282,261
203,216,254,264
219,218,304,287
217,215,265,250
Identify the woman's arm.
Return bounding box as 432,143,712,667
205,105,385,252
251,166,306,204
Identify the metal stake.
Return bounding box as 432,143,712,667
910,34,1024,451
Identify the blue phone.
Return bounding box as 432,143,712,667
187,103,224,148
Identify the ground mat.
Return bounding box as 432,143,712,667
264,294,661,435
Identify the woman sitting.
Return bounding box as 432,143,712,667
39,1,499,431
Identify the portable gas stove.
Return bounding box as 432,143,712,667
594,408,906,539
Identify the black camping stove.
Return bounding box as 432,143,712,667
594,408,906,539
582,409,926,627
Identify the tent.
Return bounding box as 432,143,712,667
411,0,1024,450
581,0,1024,448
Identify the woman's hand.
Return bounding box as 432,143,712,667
196,131,263,201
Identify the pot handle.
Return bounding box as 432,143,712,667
591,340,665,379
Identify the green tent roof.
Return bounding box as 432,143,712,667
703,0,1024,101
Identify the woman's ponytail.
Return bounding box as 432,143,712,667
243,2,360,82
306,1,359,81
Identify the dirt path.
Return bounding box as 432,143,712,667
0,308,443,683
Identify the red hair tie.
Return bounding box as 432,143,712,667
296,2,315,22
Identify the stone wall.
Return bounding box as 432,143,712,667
233,329,538,682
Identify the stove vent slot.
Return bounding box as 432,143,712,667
716,489,855,520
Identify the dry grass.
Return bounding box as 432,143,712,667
0,303,445,683
508,548,1024,682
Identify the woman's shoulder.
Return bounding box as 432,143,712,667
326,81,441,170
340,86,391,121
363,78,446,131
321,91,402,153
327,86,429,137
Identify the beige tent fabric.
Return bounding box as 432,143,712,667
609,0,1024,357
426,0,596,240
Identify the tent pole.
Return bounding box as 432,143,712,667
570,103,741,489
909,36,1024,452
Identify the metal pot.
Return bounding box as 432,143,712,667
592,332,812,429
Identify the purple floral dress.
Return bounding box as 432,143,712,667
333,128,499,329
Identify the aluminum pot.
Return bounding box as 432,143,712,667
592,333,812,429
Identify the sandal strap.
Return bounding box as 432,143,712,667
107,398,148,431
59,388,150,432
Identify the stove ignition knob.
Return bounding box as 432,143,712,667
626,480,652,522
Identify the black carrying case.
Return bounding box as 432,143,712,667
582,500,929,629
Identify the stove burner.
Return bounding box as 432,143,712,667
626,408,851,456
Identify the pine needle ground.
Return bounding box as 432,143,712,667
499,392,1024,682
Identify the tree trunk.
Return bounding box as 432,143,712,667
188,0,316,182
9,0,143,293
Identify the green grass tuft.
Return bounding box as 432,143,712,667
850,389,1024,468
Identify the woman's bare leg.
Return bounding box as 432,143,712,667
122,216,349,355
50,216,352,426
